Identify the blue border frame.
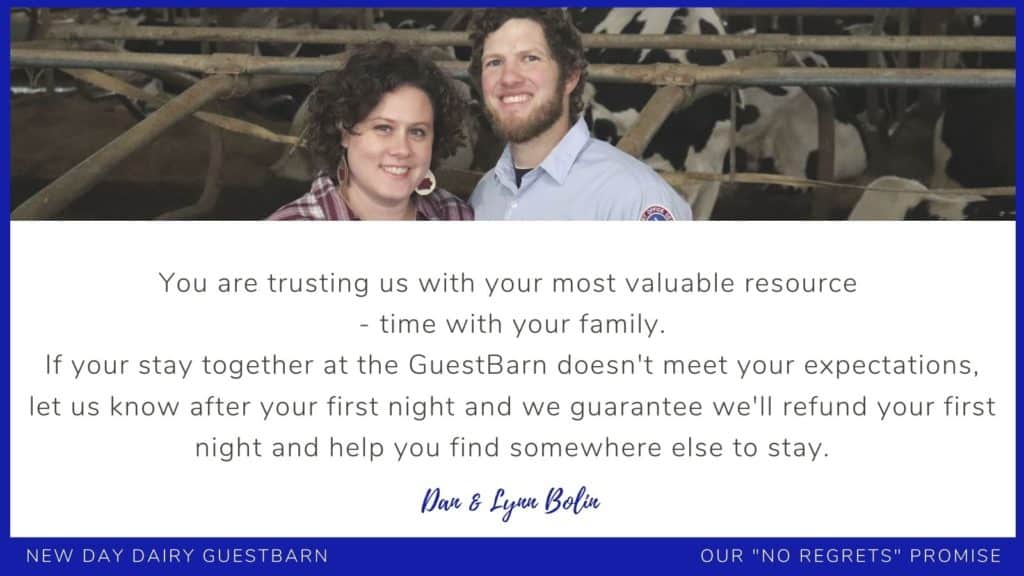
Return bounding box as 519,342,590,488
4,2,1018,574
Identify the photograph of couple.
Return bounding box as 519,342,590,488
9,7,1015,220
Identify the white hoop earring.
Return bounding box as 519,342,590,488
415,170,437,196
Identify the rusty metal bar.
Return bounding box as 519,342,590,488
199,8,210,55
810,89,835,184
788,51,836,218
728,88,737,182
865,11,887,131
803,86,835,218
616,52,782,158
158,124,224,219
919,9,953,114
617,86,691,158
668,172,1015,198
15,37,205,90
688,184,717,220
11,74,237,219
60,67,300,145
689,52,784,98
12,49,1016,88
360,9,375,30
46,24,1015,53
895,9,911,128
441,9,470,31
30,9,57,94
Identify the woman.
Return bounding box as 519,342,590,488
269,42,473,220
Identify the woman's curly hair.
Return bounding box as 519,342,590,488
307,42,468,171
468,9,588,122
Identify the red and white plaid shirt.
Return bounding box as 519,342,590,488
268,170,474,221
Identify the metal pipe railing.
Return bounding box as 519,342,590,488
46,23,1016,53
616,52,784,158
11,74,238,219
11,49,1016,88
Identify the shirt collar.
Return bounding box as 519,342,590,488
493,117,591,188
538,117,590,185
494,146,517,192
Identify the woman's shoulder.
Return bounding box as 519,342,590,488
417,187,475,221
267,174,349,220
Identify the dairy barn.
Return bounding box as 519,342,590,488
9,7,1016,220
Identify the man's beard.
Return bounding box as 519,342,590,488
486,79,567,144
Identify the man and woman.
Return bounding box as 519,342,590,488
269,9,692,221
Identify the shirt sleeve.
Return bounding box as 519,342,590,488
469,168,501,220
637,170,693,221
468,176,486,211
597,164,693,221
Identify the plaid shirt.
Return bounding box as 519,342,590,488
268,170,474,221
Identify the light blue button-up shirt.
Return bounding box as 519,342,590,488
470,117,692,220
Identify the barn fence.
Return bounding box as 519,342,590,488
9,11,1017,220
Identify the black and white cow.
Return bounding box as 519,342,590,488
849,175,983,219
571,8,874,218
931,90,1014,191
570,7,746,218
732,53,868,183
723,15,871,186
928,14,1014,219
724,12,900,124
931,16,1014,184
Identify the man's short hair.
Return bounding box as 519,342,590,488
468,8,589,122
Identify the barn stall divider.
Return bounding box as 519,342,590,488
9,10,1017,219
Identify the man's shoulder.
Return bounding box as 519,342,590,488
575,138,674,192
473,166,500,187
581,137,657,173
470,167,502,203
575,138,693,221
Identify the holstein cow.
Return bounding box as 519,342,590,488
930,14,1014,219
932,91,1014,191
849,175,982,220
724,12,901,128
570,8,870,218
569,7,745,218
732,52,868,182
724,15,871,186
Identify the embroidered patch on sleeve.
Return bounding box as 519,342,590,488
640,204,675,221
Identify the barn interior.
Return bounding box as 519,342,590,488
9,7,1016,220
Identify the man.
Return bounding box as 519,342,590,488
468,8,693,220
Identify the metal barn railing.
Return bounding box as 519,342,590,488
9,15,1017,219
